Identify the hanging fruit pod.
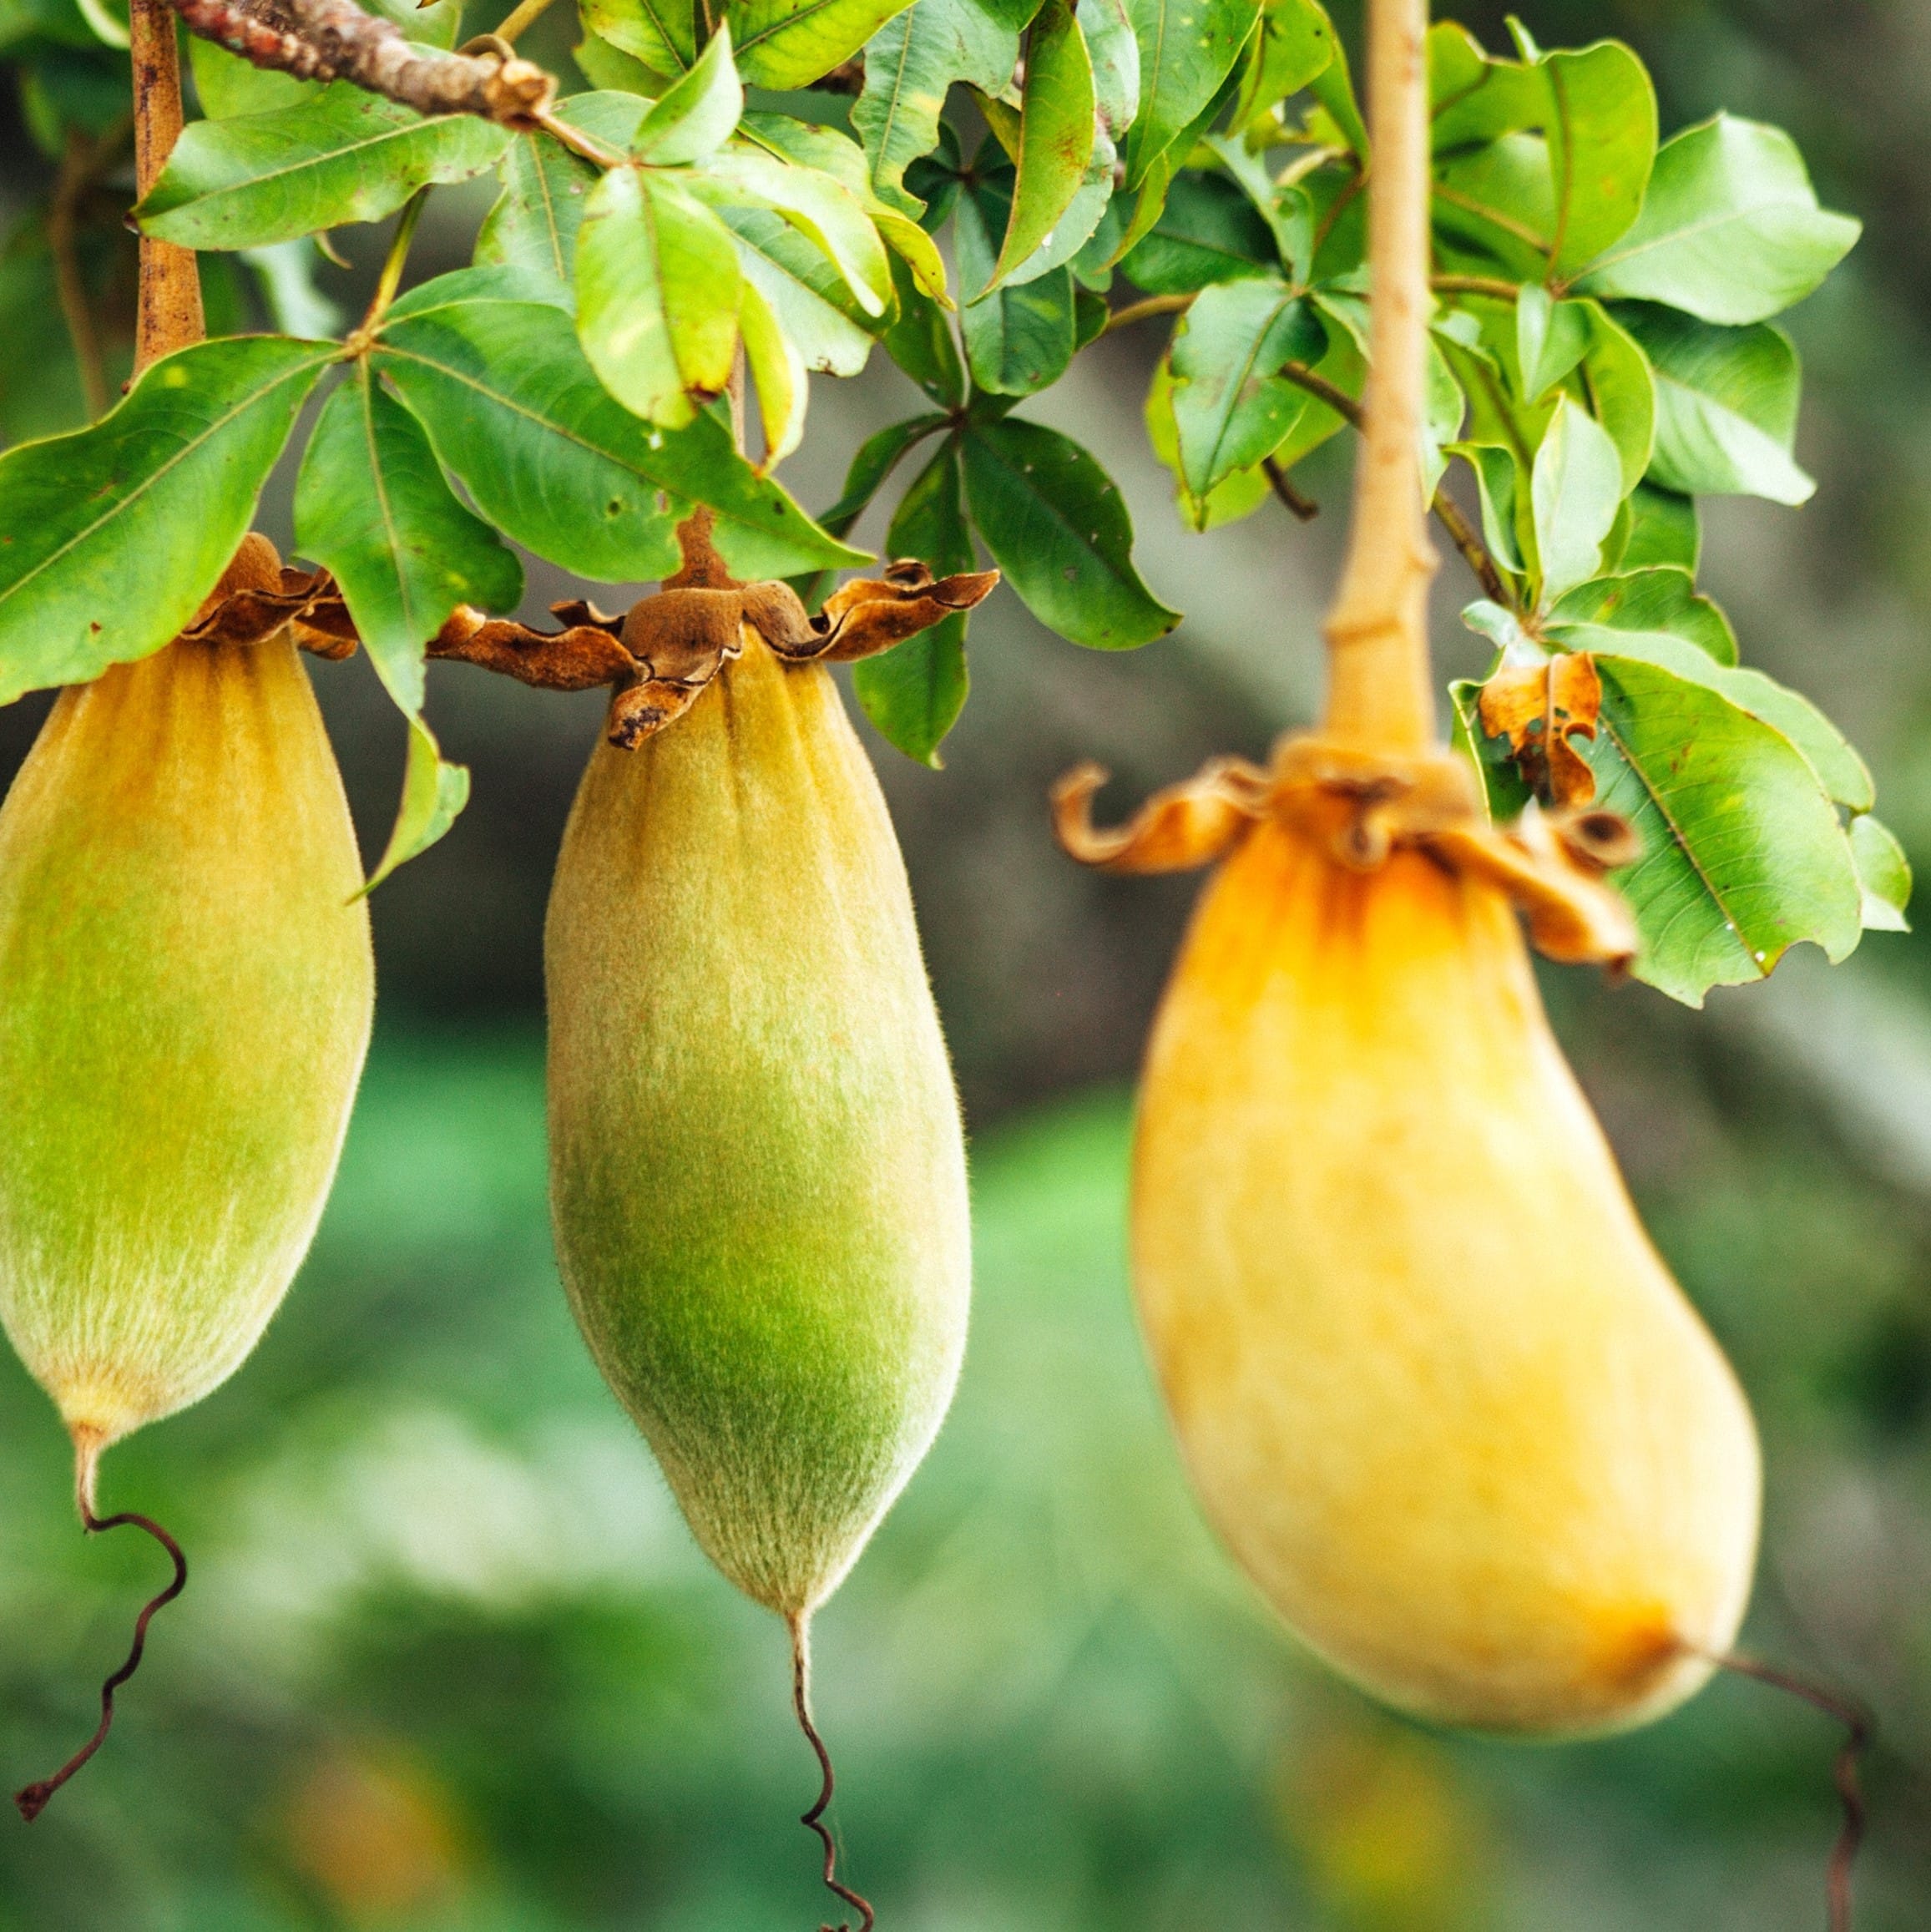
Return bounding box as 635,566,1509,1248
0,533,374,1500
544,518,994,1627
1056,736,1762,1737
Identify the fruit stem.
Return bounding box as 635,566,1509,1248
1319,0,1438,753
14,1500,189,1823
130,0,205,372
1712,1651,1871,1932
787,1615,876,1932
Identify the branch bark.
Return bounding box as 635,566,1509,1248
132,0,204,369
169,0,555,122
1320,0,1437,751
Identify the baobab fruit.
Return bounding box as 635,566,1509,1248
1059,740,1761,1737
0,538,375,1500
546,631,972,1626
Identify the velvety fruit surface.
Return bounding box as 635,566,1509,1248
1133,814,1762,1734
0,638,374,1449
547,642,970,1618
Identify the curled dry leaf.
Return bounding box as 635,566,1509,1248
1478,653,1604,808
427,512,999,748
1053,730,1640,969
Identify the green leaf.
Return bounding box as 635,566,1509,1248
581,0,695,80
576,166,742,427
961,416,1177,646
1620,480,1696,569
1429,21,1540,151
1541,39,1655,277
1303,18,1365,157
956,155,1076,392
372,281,862,580
1530,392,1623,604
1083,0,1140,137
737,275,808,465
730,0,914,89
293,361,523,715
1515,284,1589,397
574,26,672,89
690,146,892,315
1851,815,1911,933
882,250,967,402
1433,131,1553,280
1168,276,1321,497
987,0,1094,286
1231,0,1334,130
1557,623,1871,811
1447,439,1525,576
1546,564,1735,663
1145,354,1271,530
135,83,508,250
1571,114,1859,325
1619,302,1812,504
1118,170,1274,293
852,0,1018,216
0,336,331,705
364,716,471,893
712,200,878,373
1566,297,1654,494
1120,0,1259,188
632,18,741,162
188,35,316,118
292,364,516,886
1584,653,1863,1004
476,131,600,286
853,436,973,762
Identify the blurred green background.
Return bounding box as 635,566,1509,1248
4,0,1931,1924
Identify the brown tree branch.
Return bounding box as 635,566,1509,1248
1261,457,1318,521
168,0,555,123
133,0,204,368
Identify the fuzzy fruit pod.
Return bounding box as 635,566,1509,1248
547,636,970,1621
1123,751,1760,1735
0,614,373,1478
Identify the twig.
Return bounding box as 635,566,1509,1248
1261,456,1318,520
493,0,558,43
1431,486,1506,602
1101,292,1196,336
349,186,426,343
15,1506,190,1822
528,106,625,169
1278,357,1362,426
1432,273,1518,301
47,126,120,417
788,1617,875,1932
167,0,555,123
1715,1651,1872,1932
133,0,204,369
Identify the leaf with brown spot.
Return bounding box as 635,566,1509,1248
1478,652,1603,807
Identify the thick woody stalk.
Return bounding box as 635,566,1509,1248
1321,0,1437,751
131,0,204,368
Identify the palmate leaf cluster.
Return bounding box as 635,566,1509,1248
0,0,1903,1000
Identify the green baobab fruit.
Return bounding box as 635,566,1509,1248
0,539,375,1509
546,635,971,1626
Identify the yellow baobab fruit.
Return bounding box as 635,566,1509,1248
0,537,375,1505
1059,741,1761,1736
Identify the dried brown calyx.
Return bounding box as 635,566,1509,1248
427,510,999,748
1053,733,1642,969
181,531,360,656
